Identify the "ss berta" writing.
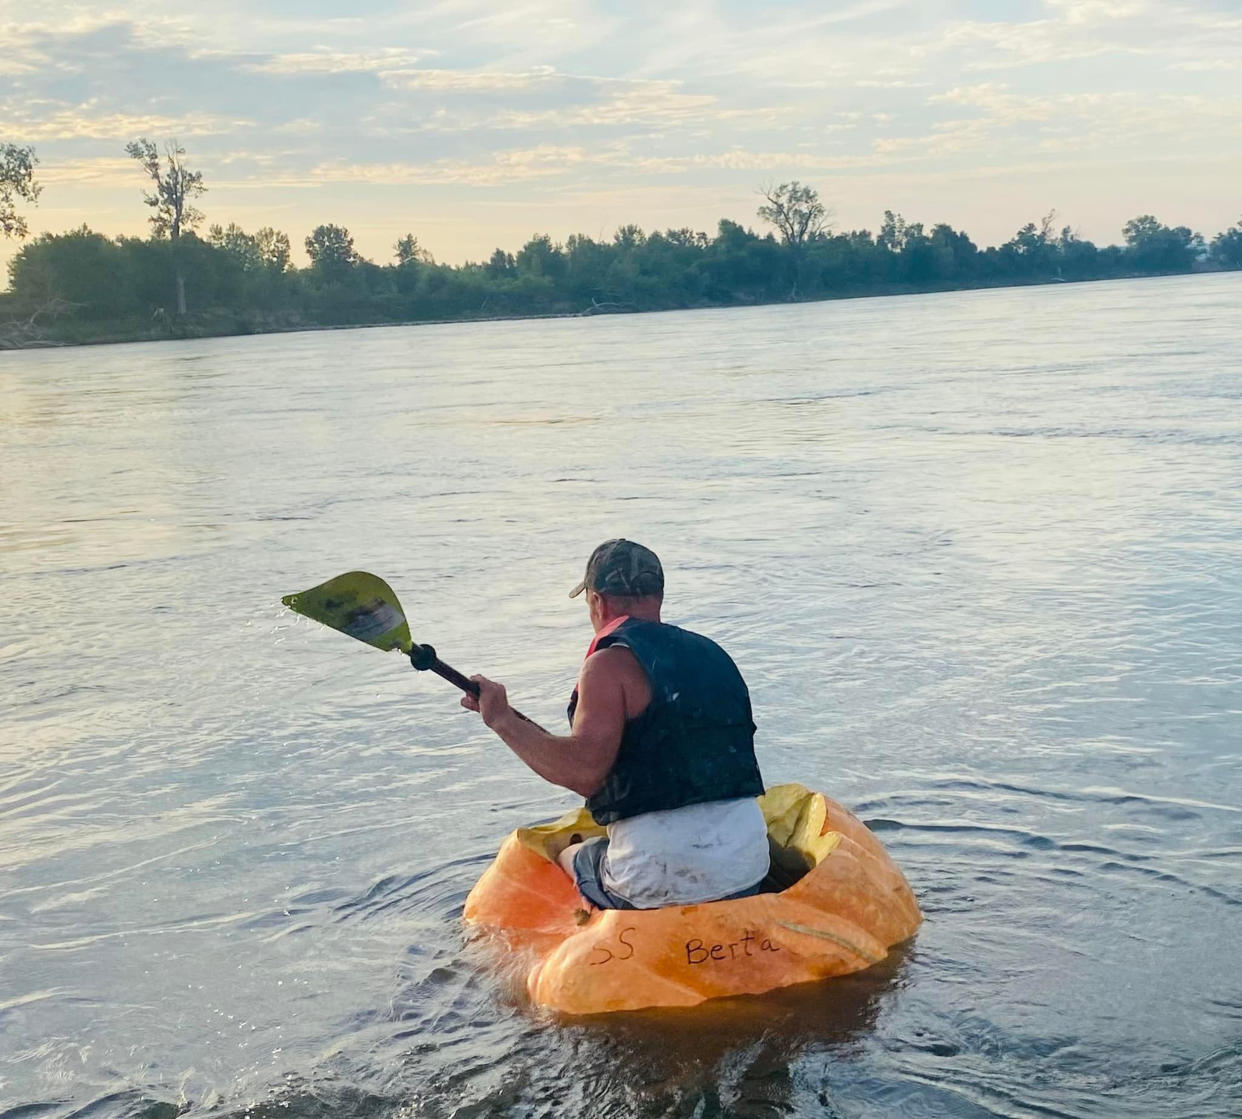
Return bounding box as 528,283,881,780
685,929,781,965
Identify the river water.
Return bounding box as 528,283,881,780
2,274,1240,1119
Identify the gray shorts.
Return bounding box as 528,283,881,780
569,836,766,910
570,836,636,909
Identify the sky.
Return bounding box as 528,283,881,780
2,0,1241,270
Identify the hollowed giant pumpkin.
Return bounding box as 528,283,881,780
464,783,921,1015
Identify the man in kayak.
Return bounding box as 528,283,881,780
462,538,770,909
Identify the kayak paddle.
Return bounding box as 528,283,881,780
281,570,528,716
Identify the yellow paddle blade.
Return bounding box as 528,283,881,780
281,571,412,654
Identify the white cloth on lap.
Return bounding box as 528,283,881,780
601,796,770,908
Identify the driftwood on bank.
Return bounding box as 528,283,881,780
0,298,74,348
580,298,635,315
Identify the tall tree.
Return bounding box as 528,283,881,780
757,182,830,249
394,233,432,266
877,210,909,253
757,181,831,297
1,143,41,239
125,138,206,314
305,224,357,280
125,139,206,241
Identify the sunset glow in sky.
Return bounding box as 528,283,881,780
3,0,1240,269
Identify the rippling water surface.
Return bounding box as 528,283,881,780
2,274,1240,1118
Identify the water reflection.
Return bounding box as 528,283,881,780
547,952,912,1118
263,947,916,1119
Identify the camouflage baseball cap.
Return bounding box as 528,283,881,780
569,539,665,599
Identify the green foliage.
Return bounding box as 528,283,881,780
4,190,1235,346
1,143,41,239
516,234,566,281
210,223,264,271
395,233,433,267
256,227,292,273
1122,215,1204,273
877,211,908,254
209,223,292,274
986,211,1063,282
8,226,132,317
305,224,357,282
486,248,516,279
1209,219,1242,270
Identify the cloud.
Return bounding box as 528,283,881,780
638,150,884,174
309,145,595,187
670,0,1242,88
928,83,1242,136
855,79,928,89
0,103,253,142
925,15,1155,69
364,73,789,135
381,66,560,91
301,141,903,190
1042,0,1151,23
35,156,136,186
272,118,323,136
904,83,1242,167
0,8,201,57
1168,58,1236,71
244,48,434,76
931,0,1242,71
430,0,623,60
495,84,730,130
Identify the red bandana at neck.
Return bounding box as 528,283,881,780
584,615,629,660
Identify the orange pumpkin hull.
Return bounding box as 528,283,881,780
464,784,922,1015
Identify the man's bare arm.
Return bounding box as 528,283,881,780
462,649,629,797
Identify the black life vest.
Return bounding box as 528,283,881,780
567,618,764,825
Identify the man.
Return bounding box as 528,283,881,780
462,539,770,909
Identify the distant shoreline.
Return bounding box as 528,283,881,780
2,269,1227,352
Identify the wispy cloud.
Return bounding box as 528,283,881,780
1168,58,1237,72
309,146,596,187
302,140,944,191
0,103,254,142
378,66,558,91
35,156,137,186
245,48,434,76
925,84,1242,151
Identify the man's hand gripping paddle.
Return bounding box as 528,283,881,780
281,571,532,721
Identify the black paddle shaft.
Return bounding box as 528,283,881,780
408,643,535,724
409,642,478,694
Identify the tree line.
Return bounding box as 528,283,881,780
2,139,1240,347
